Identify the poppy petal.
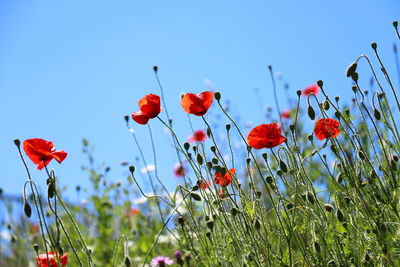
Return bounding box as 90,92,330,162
131,111,151,125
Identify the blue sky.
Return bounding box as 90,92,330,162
0,0,399,201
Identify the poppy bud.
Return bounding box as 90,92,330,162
336,209,345,222
183,142,190,151
226,124,231,131
346,62,358,77
394,20,399,28
211,157,218,164
206,232,212,239
206,220,214,231
214,92,221,101
324,204,334,212
323,100,330,110
262,153,267,160
255,191,261,198
358,150,366,160
279,160,288,173
296,90,302,96
0,188,2,196
206,127,211,138
13,139,20,147
374,108,381,120
317,80,323,88
24,202,32,218
124,115,129,123
307,106,316,120
231,207,239,216
307,192,315,204
371,42,377,50
33,243,39,253
307,134,313,142
210,146,216,153
276,169,283,177
125,257,131,267
265,176,273,184
196,154,203,165
153,65,158,72
286,203,294,210
289,124,295,132
314,242,321,253
178,216,185,226
335,111,341,118
76,185,81,192
191,193,201,201
48,182,55,198
246,157,251,165
206,161,212,170
129,165,135,173
335,96,339,102
351,72,359,82
393,155,399,162
254,219,261,230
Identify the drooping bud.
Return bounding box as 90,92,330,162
324,204,334,212
308,105,316,120
24,202,32,218
346,62,358,77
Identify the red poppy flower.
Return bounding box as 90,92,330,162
173,163,185,177
188,130,207,142
314,118,340,140
199,181,211,189
23,139,67,170
126,207,140,217
247,123,286,149
281,110,291,119
302,84,319,96
214,168,235,186
36,252,68,267
180,91,214,116
131,94,161,124
219,189,226,199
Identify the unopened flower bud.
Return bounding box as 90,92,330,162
13,139,21,147
317,80,323,88
371,42,377,50
214,92,221,101
346,62,358,77
324,204,334,212
129,165,135,173
153,65,158,72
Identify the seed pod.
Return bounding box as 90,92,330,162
308,106,316,120
24,202,32,218
190,193,201,201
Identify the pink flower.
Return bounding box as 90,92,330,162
150,256,173,267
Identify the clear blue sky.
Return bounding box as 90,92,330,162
0,1,399,200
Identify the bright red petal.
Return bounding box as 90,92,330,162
248,124,286,149
52,151,68,163
314,118,340,140
180,91,214,116
138,94,161,118
131,111,151,125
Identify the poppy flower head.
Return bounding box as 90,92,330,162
173,163,186,177
199,180,211,189
302,84,319,96
214,168,235,186
180,91,214,116
314,118,340,140
281,110,291,119
247,123,286,149
132,94,161,125
126,207,140,217
188,130,207,142
23,139,67,170
36,252,68,267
